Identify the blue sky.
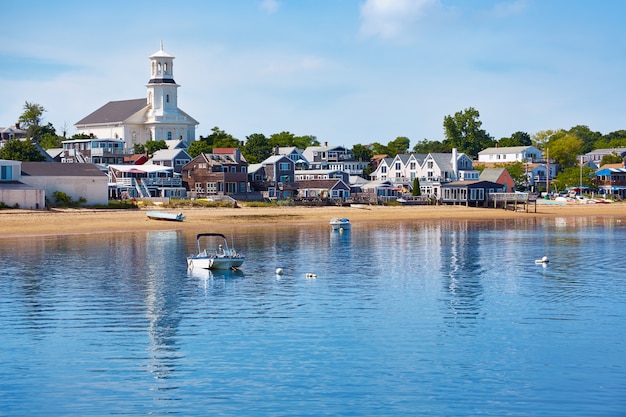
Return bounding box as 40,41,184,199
1,0,625,148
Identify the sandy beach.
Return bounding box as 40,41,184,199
1,201,625,239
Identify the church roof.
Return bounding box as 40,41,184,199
75,98,147,125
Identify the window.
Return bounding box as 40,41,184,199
206,182,217,194
395,162,401,170
166,94,170,103
239,182,246,193
167,131,172,140
1,165,13,180
241,166,246,173
279,162,290,171
381,166,387,173
231,166,236,173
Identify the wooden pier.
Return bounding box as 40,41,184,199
489,192,537,213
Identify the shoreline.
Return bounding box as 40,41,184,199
1,202,625,239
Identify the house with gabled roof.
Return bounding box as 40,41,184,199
479,167,516,192
248,154,296,200
182,148,248,200
595,162,626,199
440,180,506,206
20,162,108,206
75,44,198,151
277,146,309,169
147,148,191,173
478,146,542,163
295,178,351,203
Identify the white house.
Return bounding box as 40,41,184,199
0,159,45,209
478,146,543,163
75,43,199,150
21,162,108,206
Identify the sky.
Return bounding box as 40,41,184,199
1,0,625,149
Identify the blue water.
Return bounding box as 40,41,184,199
1,216,626,416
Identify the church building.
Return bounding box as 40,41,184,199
74,43,199,149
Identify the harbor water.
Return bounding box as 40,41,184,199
1,216,625,416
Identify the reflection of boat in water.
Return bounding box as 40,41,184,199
330,217,351,231
188,267,245,280
187,233,245,270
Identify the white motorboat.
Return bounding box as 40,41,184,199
187,233,244,270
330,217,351,231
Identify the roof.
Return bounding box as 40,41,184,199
296,178,348,190
109,164,174,174
0,181,39,190
149,148,190,161
596,167,626,176
478,146,538,155
21,162,106,177
479,168,508,182
75,98,147,125
441,180,503,188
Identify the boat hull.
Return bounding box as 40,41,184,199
187,255,245,270
330,218,351,231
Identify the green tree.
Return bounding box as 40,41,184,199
133,143,146,154
493,161,526,191
567,125,601,154
412,139,450,154
145,140,168,156
443,107,495,158
388,137,411,155
351,144,373,162
268,132,319,149
497,131,532,147
412,177,421,196
370,142,392,156
600,152,624,166
546,131,583,168
18,101,46,138
552,166,596,191
187,140,212,158
243,133,273,164
0,138,45,161
595,130,626,149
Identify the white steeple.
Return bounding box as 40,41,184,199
146,42,179,117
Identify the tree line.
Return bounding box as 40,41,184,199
3,102,626,177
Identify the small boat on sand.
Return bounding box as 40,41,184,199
187,233,244,270
146,211,185,222
330,217,351,231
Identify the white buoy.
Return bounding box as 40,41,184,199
305,273,317,279
275,268,284,275
535,256,549,264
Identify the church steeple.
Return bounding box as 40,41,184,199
146,42,179,117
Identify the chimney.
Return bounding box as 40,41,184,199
274,146,279,155
452,148,458,180
324,141,328,147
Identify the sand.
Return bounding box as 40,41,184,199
1,201,625,239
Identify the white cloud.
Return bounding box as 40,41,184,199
359,0,438,40
260,0,280,14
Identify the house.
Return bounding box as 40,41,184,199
295,178,351,203
21,162,108,206
276,147,309,169
0,159,45,209
108,164,185,199
595,163,626,199
1,125,27,141
182,148,249,199
147,148,191,173
248,154,296,200
439,180,506,206
477,146,543,163
61,137,127,164
301,144,366,174
75,44,199,151
294,169,349,184
583,148,626,168
479,168,516,192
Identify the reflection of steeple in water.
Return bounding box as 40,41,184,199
143,231,185,382
439,222,485,327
